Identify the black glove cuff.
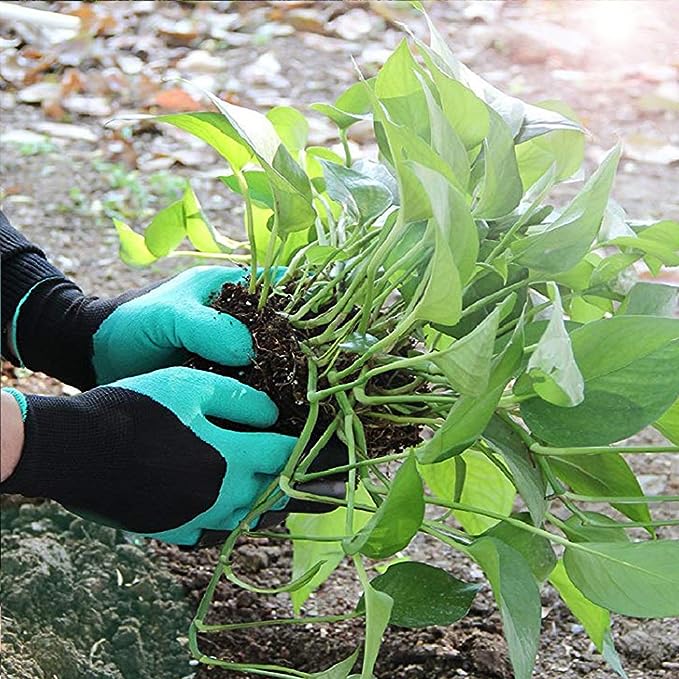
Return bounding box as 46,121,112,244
14,280,117,390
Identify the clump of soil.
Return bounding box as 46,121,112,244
187,282,423,457
188,283,311,436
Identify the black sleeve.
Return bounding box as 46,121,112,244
0,209,68,361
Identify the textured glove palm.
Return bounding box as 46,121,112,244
0,367,296,546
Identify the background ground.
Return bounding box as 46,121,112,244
1,2,678,678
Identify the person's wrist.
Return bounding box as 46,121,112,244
1,388,26,482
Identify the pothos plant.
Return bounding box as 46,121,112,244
113,6,679,679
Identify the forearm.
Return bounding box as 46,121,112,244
0,209,65,361
1,389,25,482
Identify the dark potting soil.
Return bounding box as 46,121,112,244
185,282,422,457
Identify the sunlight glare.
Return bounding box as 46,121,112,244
579,0,647,45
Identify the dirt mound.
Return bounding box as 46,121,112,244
0,500,193,679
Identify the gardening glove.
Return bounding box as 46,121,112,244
2,207,253,389
0,367,298,546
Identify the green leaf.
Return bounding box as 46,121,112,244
361,579,393,679
266,105,309,157
655,397,679,445
311,79,375,131
472,109,523,220
155,111,252,170
409,163,478,284
564,540,679,618
143,199,185,257
414,19,524,136
548,452,652,527
203,94,316,235
516,103,585,144
408,223,462,327
469,537,541,679
482,416,548,526
418,325,524,463
618,282,679,317
521,315,679,446
356,562,479,628
113,219,157,267
562,512,630,544
287,487,374,614
344,454,424,559
375,39,429,140
320,159,393,225
377,114,461,223
549,561,627,678
204,95,280,164
419,449,515,535
413,7,580,142
511,145,621,273
219,171,274,209
268,154,317,234
515,101,584,189
418,48,489,149
310,651,359,679
525,287,584,407
607,219,679,267
430,307,500,396
182,185,223,253
484,513,557,581
416,72,470,192
351,159,399,202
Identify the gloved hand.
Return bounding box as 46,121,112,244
0,367,297,546
11,265,252,391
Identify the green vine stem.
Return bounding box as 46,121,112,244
532,443,679,456
197,612,361,634
235,170,258,293
340,128,352,166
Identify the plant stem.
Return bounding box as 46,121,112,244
258,213,280,309
460,278,528,319
340,129,352,167
197,612,361,634
546,511,679,531
296,451,411,482
235,170,258,293
353,386,457,406
337,391,358,536
565,492,679,504
532,443,679,456
249,531,355,542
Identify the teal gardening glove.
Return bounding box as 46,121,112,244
10,265,254,390
1,368,297,546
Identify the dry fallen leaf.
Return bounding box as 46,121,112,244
153,87,203,112
60,68,86,95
